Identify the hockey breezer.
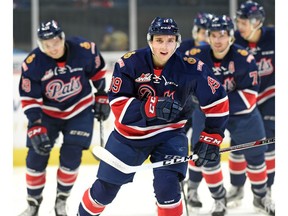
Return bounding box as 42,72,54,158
93,137,275,174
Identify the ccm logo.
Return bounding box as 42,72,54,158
28,127,43,138
96,97,109,104
199,135,221,146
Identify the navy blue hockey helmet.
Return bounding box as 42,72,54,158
208,15,235,37
192,12,214,40
147,17,181,42
37,20,64,40
194,12,214,29
236,0,265,24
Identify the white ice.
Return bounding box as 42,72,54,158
13,162,272,216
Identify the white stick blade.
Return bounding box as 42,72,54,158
92,146,135,174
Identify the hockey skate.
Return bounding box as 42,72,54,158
266,187,272,198
253,194,275,216
18,196,42,216
54,192,69,216
226,186,244,207
187,188,202,213
211,197,227,216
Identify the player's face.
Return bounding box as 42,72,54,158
196,28,208,44
235,17,253,40
41,37,65,59
209,31,230,53
150,35,177,66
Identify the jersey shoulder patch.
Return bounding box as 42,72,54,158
123,51,136,59
183,56,197,64
237,49,249,56
188,48,201,56
79,41,91,49
25,53,36,64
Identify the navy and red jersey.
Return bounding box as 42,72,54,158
108,47,229,146
177,38,197,53
187,44,259,115
235,27,275,116
178,38,208,54
19,36,106,123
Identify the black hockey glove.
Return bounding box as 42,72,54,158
94,91,111,121
141,96,182,122
193,129,224,167
27,123,52,156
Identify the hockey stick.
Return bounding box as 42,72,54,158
99,119,104,147
92,137,275,174
90,119,105,161
180,181,189,216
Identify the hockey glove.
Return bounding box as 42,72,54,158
27,123,52,156
94,91,111,121
141,96,182,122
193,129,224,167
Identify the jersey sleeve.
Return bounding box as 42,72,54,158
108,58,147,128
19,55,44,123
228,53,259,114
83,41,107,92
193,61,229,132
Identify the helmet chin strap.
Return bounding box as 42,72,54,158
246,22,263,41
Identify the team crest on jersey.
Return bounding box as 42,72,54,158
183,56,197,64
223,77,236,92
188,48,201,56
237,49,248,56
80,42,91,49
257,58,274,76
26,54,36,64
45,76,82,102
163,90,175,99
138,84,155,100
135,73,152,83
123,51,136,59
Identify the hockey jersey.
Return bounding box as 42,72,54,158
177,38,197,53
108,47,229,146
19,36,106,122
187,44,259,115
178,38,208,54
235,27,275,116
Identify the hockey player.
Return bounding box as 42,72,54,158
178,12,215,134
18,20,111,216
77,16,229,216
186,15,275,215
226,0,275,206
178,12,214,54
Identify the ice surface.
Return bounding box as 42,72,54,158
14,162,272,216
